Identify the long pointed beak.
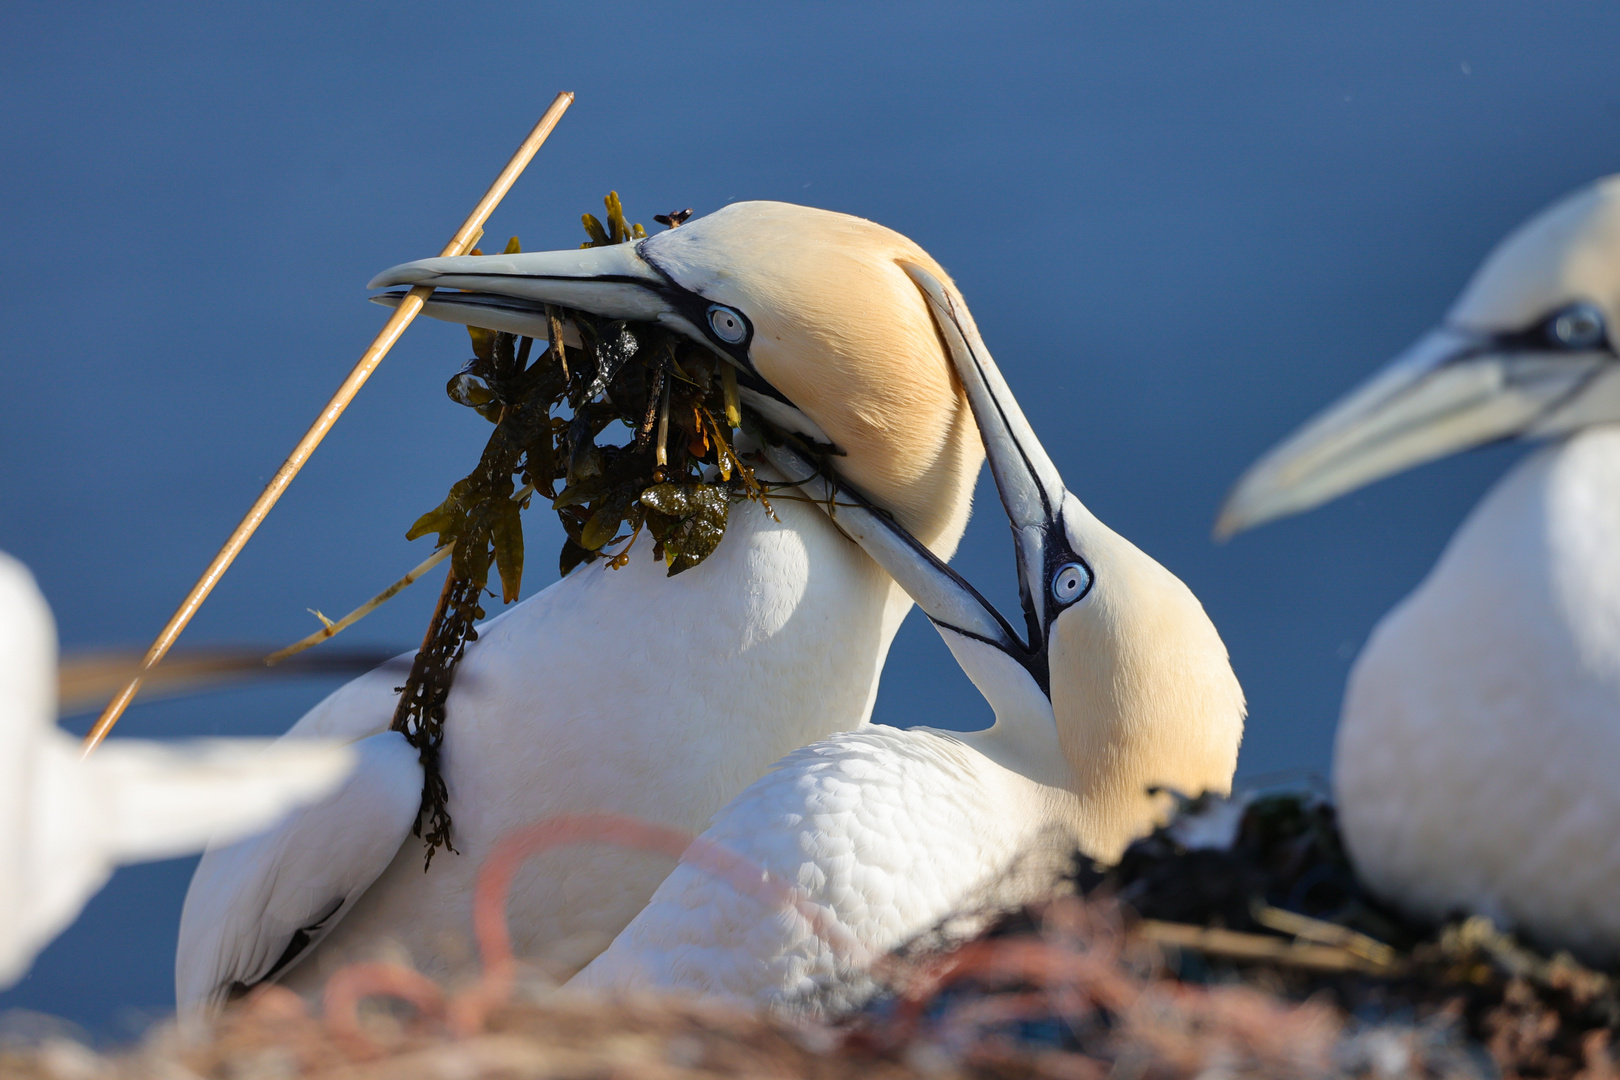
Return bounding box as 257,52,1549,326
367,241,839,445
902,262,1074,642
1216,328,1612,538
368,241,698,340
760,440,1024,657
758,263,1076,699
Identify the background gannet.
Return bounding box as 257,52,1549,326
1219,176,1620,962
573,264,1244,1012
0,551,353,989
176,202,985,1011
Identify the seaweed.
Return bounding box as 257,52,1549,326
391,195,783,863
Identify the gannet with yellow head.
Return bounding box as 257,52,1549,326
1219,177,1620,961
176,203,985,1011
573,264,1245,1011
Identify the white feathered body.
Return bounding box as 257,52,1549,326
572,724,1077,1015
1335,423,1620,961
180,495,917,1005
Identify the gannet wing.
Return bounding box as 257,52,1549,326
4,732,356,991
175,729,420,1013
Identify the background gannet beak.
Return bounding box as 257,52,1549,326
368,242,696,342
1215,326,1614,538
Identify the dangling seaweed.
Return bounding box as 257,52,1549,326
393,196,786,863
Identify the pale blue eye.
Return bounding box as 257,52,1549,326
1551,303,1606,350
1051,562,1091,605
708,305,747,344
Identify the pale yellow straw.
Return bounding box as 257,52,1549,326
83,92,575,753
264,484,537,666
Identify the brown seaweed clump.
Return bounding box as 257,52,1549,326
390,195,788,862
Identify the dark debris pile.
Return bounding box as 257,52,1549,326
843,790,1620,1080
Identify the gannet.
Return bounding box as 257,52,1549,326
176,202,985,1011
0,551,353,989
572,264,1245,1012
1218,176,1620,962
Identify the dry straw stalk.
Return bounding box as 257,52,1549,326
83,91,576,753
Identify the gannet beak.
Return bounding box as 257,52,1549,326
1215,327,1614,538
368,239,837,446
902,262,1075,648
369,242,692,340
757,262,1080,698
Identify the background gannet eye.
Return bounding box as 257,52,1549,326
1547,302,1607,350
707,305,748,344
1051,561,1092,606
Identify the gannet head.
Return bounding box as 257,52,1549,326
1218,175,1620,537
369,201,980,550
772,266,1246,861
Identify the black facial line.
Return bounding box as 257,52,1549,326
941,285,1068,665
959,336,1055,526
635,248,751,355
1041,526,1093,622
631,247,807,411
828,470,1049,693
1420,315,1613,434
1443,305,1616,359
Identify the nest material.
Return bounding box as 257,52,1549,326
390,196,791,863
12,793,1620,1078
843,790,1620,1080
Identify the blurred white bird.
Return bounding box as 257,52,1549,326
1219,176,1620,961
0,551,354,989
177,202,985,1011
573,264,1245,1012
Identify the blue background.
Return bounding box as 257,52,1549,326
3,0,1616,1038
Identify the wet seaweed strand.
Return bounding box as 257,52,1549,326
391,195,780,863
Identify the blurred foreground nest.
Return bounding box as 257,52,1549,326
9,794,1618,1079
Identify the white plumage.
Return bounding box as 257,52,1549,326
177,203,984,1011
576,724,1078,1013
573,264,1246,1011
1336,427,1620,959
0,551,353,990
1220,176,1620,961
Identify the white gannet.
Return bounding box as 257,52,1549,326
1218,176,1620,962
572,264,1245,1012
177,202,985,1010
0,550,353,989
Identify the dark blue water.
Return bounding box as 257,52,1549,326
3,1,1614,1038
